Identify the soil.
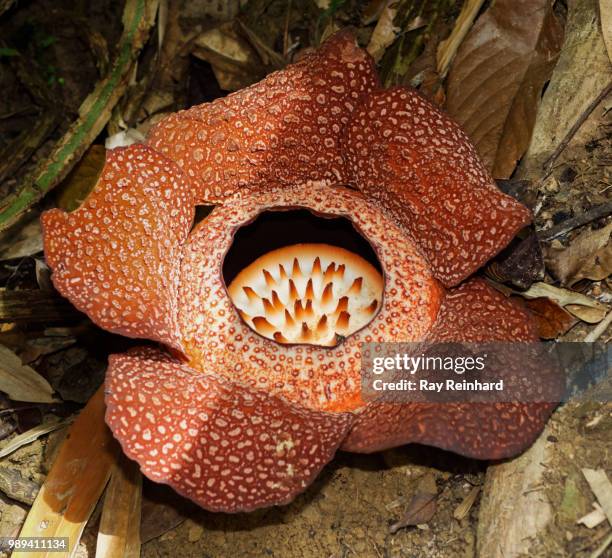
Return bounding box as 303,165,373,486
141,448,485,558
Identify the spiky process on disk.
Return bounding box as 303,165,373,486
41,31,558,513
227,244,383,347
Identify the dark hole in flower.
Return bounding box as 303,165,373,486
223,209,382,285
222,209,384,347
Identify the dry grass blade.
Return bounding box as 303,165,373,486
0,418,73,460
582,468,612,526
96,453,142,558
13,386,118,558
436,0,485,78
0,344,57,403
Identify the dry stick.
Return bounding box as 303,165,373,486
584,310,612,342
543,81,612,172
537,200,612,241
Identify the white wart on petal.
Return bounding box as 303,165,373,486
105,349,353,512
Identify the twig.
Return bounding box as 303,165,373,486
584,310,612,342
537,201,612,241
543,81,612,172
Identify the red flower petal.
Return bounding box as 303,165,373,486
41,144,193,351
105,348,353,512
342,279,557,459
344,88,531,287
178,182,442,413
147,30,379,204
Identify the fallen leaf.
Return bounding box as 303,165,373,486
0,418,73,459
367,1,401,62
0,212,43,260
453,486,480,521
362,0,389,25
487,233,544,289
565,304,608,324
545,223,612,286
193,23,264,91
525,297,577,339
577,502,607,528
55,145,106,212
0,344,56,404
446,0,564,178
13,387,118,558
494,281,609,324
389,474,438,534
96,454,142,558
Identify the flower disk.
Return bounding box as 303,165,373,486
227,243,384,347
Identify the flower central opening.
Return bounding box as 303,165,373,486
223,209,384,347
228,244,383,346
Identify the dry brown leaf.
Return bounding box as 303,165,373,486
0,211,43,260
0,344,56,404
367,1,400,62
13,387,118,558
389,474,438,534
446,0,564,178
453,486,480,521
565,304,608,324
545,223,612,286
193,23,264,91
362,0,389,25
524,297,578,339
96,454,142,558
500,281,608,324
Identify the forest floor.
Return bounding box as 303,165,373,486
0,1,610,557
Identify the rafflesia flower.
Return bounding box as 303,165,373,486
41,31,556,512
